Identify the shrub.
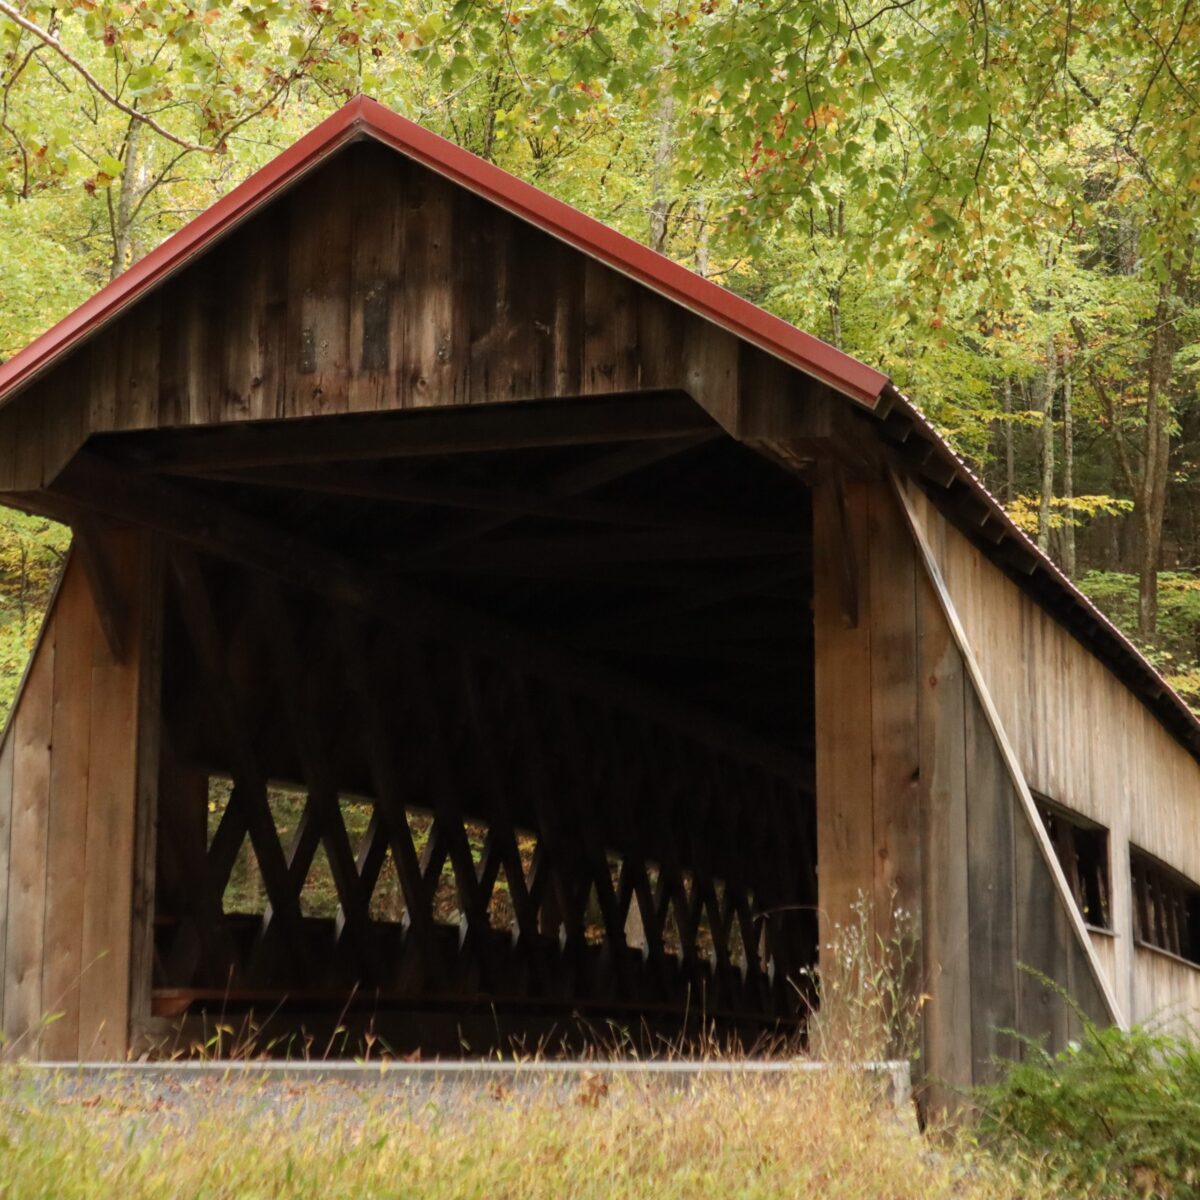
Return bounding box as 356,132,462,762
978,1019,1200,1198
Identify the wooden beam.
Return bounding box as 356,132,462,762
418,432,718,554
165,549,318,981
53,452,810,783
596,642,807,670
73,518,130,661
581,608,812,648
378,558,729,590
337,619,439,982
572,557,807,640
404,531,808,575
107,393,714,475
817,461,859,629
196,461,787,546
734,360,879,473
546,433,717,495
250,577,381,982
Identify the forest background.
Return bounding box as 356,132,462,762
0,0,1198,716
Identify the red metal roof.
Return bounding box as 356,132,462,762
0,95,888,409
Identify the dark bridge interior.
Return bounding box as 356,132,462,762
84,396,819,1056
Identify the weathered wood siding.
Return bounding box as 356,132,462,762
0,139,756,490
902,479,1200,1029
812,473,922,948
815,475,1112,1097
0,533,151,1059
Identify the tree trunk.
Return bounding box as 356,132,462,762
109,118,143,282
1137,280,1176,638
648,75,674,254
1002,374,1015,502
694,195,709,278
1062,355,1076,579
1037,342,1057,554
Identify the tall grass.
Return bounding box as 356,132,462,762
0,1065,1043,1200
0,891,1054,1199
804,893,923,1066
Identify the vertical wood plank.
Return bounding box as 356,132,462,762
964,681,1019,1083
286,164,353,417
220,213,289,423
549,236,585,398
2,614,55,1054
185,257,222,427
813,471,875,944
78,533,142,1059
12,390,46,492
464,202,549,404
916,569,971,1105
114,303,161,430
40,361,90,485
682,318,739,433
38,558,96,1059
0,398,21,489
401,164,464,409
582,258,639,395
867,485,921,943
637,291,686,393
1014,806,1071,1056
349,143,405,413
86,315,121,434
128,537,163,1032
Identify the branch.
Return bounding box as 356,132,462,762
0,0,211,153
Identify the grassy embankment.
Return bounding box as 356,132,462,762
0,897,1050,1200
0,1064,1039,1200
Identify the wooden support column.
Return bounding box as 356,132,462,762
813,465,875,945
78,529,154,1058
1,528,155,1061
812,469,921,953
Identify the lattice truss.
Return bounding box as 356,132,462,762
153,550,817,1030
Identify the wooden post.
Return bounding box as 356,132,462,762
77,530,152,1059
128,535,164,1040
1,531,151,1060
812,469,923,1020
812,466,876,945
811,465,921,1041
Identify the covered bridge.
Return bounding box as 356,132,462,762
0,97,1193,1094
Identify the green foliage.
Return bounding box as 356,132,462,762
979,1019,1200,1198
0,508,67,725
1080,570,1200,706
0,198,96,359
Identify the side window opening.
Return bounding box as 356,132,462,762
1130,846,1200,965
1036,796,1112,932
